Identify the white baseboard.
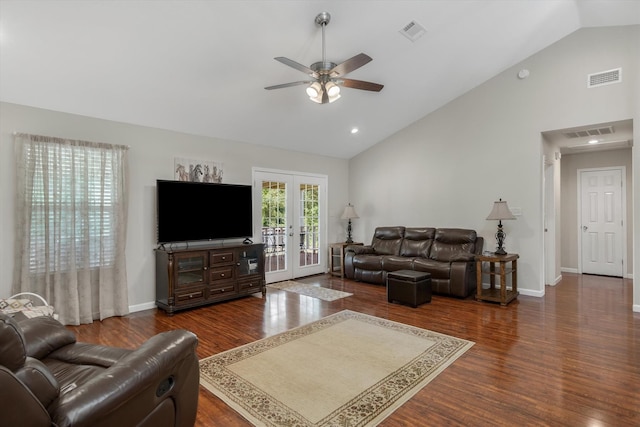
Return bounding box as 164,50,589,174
633,304,640,313
519,288,545,298
129,301,156,313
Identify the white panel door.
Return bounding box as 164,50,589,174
579,168,623,277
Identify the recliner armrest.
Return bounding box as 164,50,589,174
49,329,199,427
14,357,60,408
0,366,51,427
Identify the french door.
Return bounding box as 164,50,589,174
253,169,327,283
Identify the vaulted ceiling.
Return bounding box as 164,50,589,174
1,1,638,159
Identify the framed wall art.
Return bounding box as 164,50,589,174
174,157,223,183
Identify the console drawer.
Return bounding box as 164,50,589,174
210,251,234,265
209,284,237,299
238,278,262,294
210,266,235,282
175,288,205,305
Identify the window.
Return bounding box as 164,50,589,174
13,133,129,325
25,142,122,272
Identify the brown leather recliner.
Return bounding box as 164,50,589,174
0,313,199,427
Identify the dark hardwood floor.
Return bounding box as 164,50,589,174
68,273,639,426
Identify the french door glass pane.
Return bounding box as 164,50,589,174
261,180,287,273
299,183,319,267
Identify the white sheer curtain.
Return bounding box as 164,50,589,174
13,133,129,325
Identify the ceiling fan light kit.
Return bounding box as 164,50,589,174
265,12,383,104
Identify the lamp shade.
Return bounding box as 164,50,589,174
341,204,359,220
486,199,516,221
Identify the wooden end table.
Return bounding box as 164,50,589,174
328,242,362,278
476,253,519,306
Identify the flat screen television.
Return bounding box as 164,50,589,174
156,180,253,243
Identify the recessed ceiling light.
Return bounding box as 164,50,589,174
351,127,359,134
588,139,599,144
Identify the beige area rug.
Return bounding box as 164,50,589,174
267,280,353,301
199,310,474,426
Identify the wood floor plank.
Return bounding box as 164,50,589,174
66,273,639,426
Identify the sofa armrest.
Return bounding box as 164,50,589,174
449,253,476,263
344,245,374,279
345,245,375,255
49,329,199,427
449,261,477,298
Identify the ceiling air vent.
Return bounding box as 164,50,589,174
400,20,426,42
562,126,614,139
587,68,621,88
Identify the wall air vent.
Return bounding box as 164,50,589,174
400,20,426,42
562,126,614,139
587,68,621,88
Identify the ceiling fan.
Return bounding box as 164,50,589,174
265,12,384,104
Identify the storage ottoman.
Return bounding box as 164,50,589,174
387,270,432,307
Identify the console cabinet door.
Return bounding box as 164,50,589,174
174,251,209,287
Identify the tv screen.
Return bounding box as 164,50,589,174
156,180,253,243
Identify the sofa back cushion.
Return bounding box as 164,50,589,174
371,226,405,255
429,228,477,262
400,227,435,258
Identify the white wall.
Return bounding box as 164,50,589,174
348,25,639,304
0,102,349,310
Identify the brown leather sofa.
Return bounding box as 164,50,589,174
0,313,199,427
344,226,483,298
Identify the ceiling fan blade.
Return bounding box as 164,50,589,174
330,53,372,77
265,81,313,90
274,57,319,78
338,78,384,92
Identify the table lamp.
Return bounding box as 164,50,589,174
341,204,359,243
486,198,516,255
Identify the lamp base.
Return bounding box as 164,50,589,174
345,219,353,243
494,220,508,255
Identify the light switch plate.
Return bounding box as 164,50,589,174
510,207,522,216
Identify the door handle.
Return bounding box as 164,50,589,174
582,226,588,231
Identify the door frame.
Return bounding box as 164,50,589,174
576,166,627,276
252,167,328,283
543,157,558,285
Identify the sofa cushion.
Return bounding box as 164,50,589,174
413,258,451,280
371,226,405,255
381,256,414,272
429,228,477,262
400,227,435,258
